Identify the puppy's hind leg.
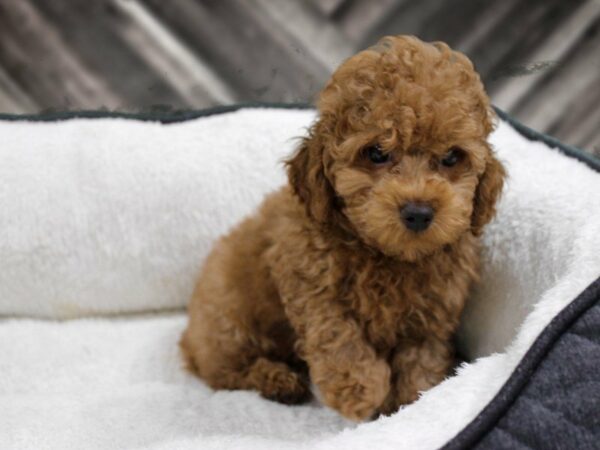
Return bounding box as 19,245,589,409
242,357,311,404
182,209,311,404
181,326,310,405
181,282,311,405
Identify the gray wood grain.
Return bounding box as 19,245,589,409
26,0,190,110
0,0,597,156
512,17,600,135
142,0,330,102
0,0,121,110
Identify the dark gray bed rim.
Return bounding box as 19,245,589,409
2,102,599,449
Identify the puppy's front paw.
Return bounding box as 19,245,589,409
318,359,391,421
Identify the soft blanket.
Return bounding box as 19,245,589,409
0,106,598,449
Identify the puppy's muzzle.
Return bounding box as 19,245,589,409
400,203,434,232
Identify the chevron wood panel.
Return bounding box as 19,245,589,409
0,0,598,156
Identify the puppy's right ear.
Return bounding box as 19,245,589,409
285,129,335,224
471,151,505,236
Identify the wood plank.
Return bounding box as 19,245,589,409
28,0,194,111
492,0,600,111
0,65,39,113
112,0,236,106
510,17,600,136
250,0,354,73
546,72,600,153
410,0,496,47
0,89,23,113
455,0,520,55
142,0,331,103
485,0,586,92
0,0,121,111
307,0,348,17
336,0,406,46
583,123,600,156
466,0,563,82
567,99,600,154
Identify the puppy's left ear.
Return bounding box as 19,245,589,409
471,150,506,236
285,126,336,224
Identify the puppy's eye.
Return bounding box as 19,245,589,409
365,145,391,164
441,147,464,167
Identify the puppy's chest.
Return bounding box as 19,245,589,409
341,260,460,353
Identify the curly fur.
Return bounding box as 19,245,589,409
181,35,505,421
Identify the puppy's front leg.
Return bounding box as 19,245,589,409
379,338,453,415
284,292,390,421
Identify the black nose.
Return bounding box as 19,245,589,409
400,203,434,232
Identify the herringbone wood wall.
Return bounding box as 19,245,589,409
0,0,599,155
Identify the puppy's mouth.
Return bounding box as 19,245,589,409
342,175,473,261
351,199,469,262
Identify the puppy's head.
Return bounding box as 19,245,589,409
287,35,505,261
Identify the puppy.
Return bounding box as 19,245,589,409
180,35,505,421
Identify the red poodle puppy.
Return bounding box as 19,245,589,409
181,35,505,421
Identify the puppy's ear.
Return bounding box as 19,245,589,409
471,151,505,236
286,129,336,224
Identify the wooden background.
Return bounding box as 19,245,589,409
0,0,599,156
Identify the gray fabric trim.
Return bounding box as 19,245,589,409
442,278,600,450
0,102,313,123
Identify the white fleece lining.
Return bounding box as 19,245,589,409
0,108,598,450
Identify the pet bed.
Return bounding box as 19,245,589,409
0,104,598,450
